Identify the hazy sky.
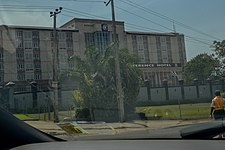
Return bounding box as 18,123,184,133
0,0,224,60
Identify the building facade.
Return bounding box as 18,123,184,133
0,25,78,91
61,18,186,86
0,18,187,111
0,18,186,91
126,32,186,86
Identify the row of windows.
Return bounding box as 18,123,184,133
16,53,40,60
58,42,73,49
17,63,41,71
16,31,39,39
16,31,73,41
17,74,41,81
132,35,150,63
85,32,112,55
16,41,40,49
0,63,3,70
0,53,3,60
0,75,3,83
50,32,73,40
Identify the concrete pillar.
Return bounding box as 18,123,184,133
207,78,213,98
220,79,224,92
30,81,38,113
179,79,185,100
5,81,15,112
163,79,169,100
194,78,199,98
144,80,151,101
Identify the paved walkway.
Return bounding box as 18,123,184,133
25,119,210,137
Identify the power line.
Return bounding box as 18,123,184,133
0,5,55,9
184,35,212,46
119,0,221,41
115,3,213,46
62,7,213,46
125,22,166,33
0,10,50,13
115,5,173,32
0,4,214,46
64,7,108,19
54,0,105,2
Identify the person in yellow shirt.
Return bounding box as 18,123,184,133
210,90,225,120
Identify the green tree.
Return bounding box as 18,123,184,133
70,46,142,121
212,40,225,79
184,53,219,83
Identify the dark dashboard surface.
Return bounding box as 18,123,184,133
12,140,225,150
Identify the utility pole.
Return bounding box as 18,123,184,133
173,20,176,33
105,0,125,122
50,7,62,123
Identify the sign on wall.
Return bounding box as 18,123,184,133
134,63,182,68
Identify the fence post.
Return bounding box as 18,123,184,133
30,81,38,113
45,95,51,121
179,79,185,100
207,78,213,97
5,81,15,112
220,79,224,92
144,80,151,101
163,79,169,100
194,79,199,98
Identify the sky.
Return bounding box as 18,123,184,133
0,0,225,60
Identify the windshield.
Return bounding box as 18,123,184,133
1,0,225,143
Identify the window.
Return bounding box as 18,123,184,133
33,42,39,48
85,33,94,47
0,63,3,71
161,45,167,52
16,41,23,49
59,42,66,49
25,63,33,71
0,75,3,83
25,53,33,61
34,53,40,60
50,32,54,38
94,31,112,54
67,42,73,49
138,54,145,63
66,32,72,40
16,53,24,60
34,74,41,80
0,53,3,60
137,35,142,42
160,36,166,43
24,41,32,49
17,64,24,70
17,74,25,81
59,32,65,40
69,61,74,69
138,44,144,51
16,31,23,38
24,31,32,39
32,31,39,38
26,74,34,80
34,63,41,69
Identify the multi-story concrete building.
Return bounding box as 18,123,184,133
0,18,187,111
61,18,127,57
0,18,186,91
126,31,186,86
0,25,78,91
61,18,187,86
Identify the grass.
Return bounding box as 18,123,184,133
136,103,210,120
14,114,35,121
15,110,76,121
14,103,211,121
